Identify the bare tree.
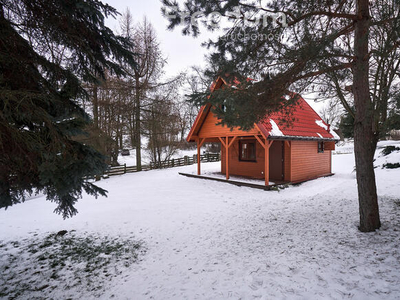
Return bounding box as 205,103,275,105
144,97,181,166
319,99,342,128
120,11,166,171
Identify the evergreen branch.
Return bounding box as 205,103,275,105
294,62,353,81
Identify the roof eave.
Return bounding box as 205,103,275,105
268,135,339,142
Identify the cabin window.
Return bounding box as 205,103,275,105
318,141,324,153
239,140,256,161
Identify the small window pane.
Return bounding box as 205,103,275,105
240,140,256,161
318,142,324,153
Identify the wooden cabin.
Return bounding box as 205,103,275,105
186,77,340,186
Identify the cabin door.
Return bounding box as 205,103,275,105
269,141,284,181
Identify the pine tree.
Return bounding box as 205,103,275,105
0,0,136,217
339,110,355,139
163,0,400,231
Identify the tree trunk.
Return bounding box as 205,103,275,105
135,76,142,171
129,115,136,148
93,84,99,129
353,0,381,232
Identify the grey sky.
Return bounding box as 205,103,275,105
103,0,326,114
104,0,213,80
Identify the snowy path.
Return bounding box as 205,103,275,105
1,147,400,299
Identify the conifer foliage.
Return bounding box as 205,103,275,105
0,0,136,217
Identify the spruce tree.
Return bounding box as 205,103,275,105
0,0,136,217
339,111,355,139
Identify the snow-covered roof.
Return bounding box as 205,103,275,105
256,96,338,141
187,77,339,142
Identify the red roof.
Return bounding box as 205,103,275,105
187,77,339,142
257,96,339,140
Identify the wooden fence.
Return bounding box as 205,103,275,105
103,153,220,177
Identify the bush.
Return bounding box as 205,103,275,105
381,145,400,156
382,163,400,169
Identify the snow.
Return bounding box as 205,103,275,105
315,119,328,130
375,144,400,167
333,140,354,154
188,163,276,185
317,133,323,138
314,119,340,140
329,128,341,140
269,119,284,137
1,141,400,299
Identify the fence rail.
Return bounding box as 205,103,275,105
103,153,220,178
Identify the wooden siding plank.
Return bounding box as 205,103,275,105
284,141,292,182
290,140,332,182
198,110,259,138
228,136,238,148
254,135,266,149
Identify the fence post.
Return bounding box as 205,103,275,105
124,163,126,174
172,158,174,167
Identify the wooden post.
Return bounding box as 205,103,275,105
197,141,201,175
196,138,206,175
218,136,236,180
124,163,126,174
265,141,269,186
265,140,273,186
226,136,229,180
253,134,270,186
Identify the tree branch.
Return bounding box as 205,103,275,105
294,62,353,81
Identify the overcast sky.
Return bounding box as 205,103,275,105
104,0,214,80
103,0,326,114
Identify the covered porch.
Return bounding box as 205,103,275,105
179,171,288,190
194,134,291,186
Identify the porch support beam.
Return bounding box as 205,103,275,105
218,137,226,147
218,136,238,180
228,136,238,148
196,138,206,175
226,136,238,179
225,137,229,179
265,140,273,186
254,135,266,149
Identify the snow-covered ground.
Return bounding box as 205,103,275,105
1,141,400,299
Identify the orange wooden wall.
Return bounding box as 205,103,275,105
284,141,291,182
221,139,265,179
198,111,259,138
220,139,332,183
290,140,332,182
